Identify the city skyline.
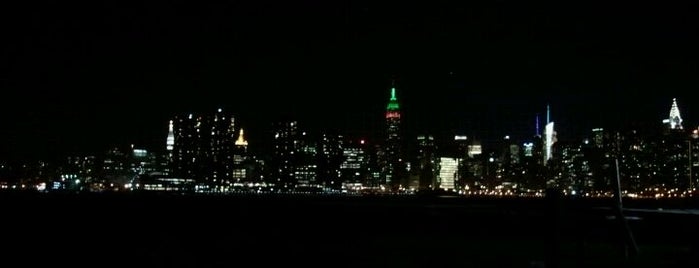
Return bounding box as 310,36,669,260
2,89,697,197
0,77,696,161
2,53,699,198
3,2,699,160
5,2,699,267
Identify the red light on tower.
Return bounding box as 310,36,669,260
385,111,400,119
360,139,365,145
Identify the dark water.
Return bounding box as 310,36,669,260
1,193,698,267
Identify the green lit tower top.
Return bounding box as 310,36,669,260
386,87,400,111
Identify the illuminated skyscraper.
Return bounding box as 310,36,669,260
166,120,175,152
544,122,555,166
384,83,402,188
543,105,556,166
232,128,249,182
663,98,684,130
438,157,458,190
340,139,368,185
165,120,176,174
658,99,691,189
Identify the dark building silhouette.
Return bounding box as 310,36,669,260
172,109,236,190
317,133,343,189
416,135,437,190
271,120,300,190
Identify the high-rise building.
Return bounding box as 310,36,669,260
232,128,249,182
172,114,196,181
454,136,469,158
543,104,557,166
691,129,699,188
340,139,368,185
656,99,691,190
544,122,555,166
550,141,589,191
130,148,160,176
454,135,470,190
505,139,521,165
171,109,236,190
521,135,546,191
271,120,299,189
416,135,437,190
384,83,403,188
164,120,176,174
166,120,175,152
102,147,131,189
368,144,384,188
271,121,320,189
162,121,176,176
318,133,344,189
295,132,318,188
210,109,236,185
438,157,458,190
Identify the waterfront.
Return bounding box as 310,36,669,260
1,193,698,267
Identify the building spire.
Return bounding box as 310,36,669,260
546,104,551,124
668,98,683,130
386,82,400,110
235,128,248,146
535,114,540,136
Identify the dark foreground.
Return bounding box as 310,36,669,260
1,193,699,267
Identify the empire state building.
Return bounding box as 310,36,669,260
385,84,402,187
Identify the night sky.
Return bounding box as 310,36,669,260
2,1,699,160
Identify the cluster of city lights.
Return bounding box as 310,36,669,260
3,179,695,200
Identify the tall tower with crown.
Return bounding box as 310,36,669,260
384,80,402,188
663,98,684,130
235,128,249,150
